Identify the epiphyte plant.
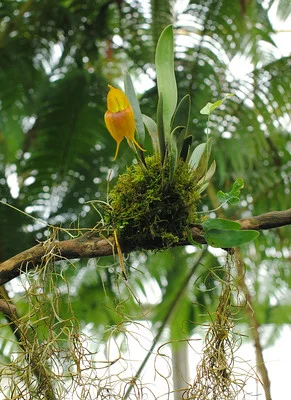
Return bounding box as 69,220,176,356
105,25,217,190
104,25,259,250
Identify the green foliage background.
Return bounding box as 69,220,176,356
0,0,290,394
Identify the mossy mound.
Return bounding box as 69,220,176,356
105,155,201,250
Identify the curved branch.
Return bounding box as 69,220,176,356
238,208,291,230
0,235,114,286
0,208,290,286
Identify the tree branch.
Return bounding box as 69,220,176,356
0,209,290,286
238,208,291,230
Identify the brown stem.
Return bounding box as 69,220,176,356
238,209,291,230
0,208,290,286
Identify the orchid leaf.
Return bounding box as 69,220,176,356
168,139,178,181
142,114,159,154
171,126,186,160
171,94,191,133
155,25,177,138
198,182,209,194
157,93,166,163
124,72,145,145
189,143,206,170
203,160,216,182
197,160,216,187
180,135,193,162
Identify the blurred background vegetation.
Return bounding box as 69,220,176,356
0,0,290,398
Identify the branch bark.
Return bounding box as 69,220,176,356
0,208,290,286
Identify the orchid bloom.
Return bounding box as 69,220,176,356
104,85,145,160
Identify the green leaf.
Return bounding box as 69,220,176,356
142,114,159,154
155,25,177,138
217,190,227,203
180,135,193,162
204,229,260,248
200,94,234,115
197,160,216,191
171,94,191,133
188,143,206,169
198,182,209,194
124,72,145,145
231,177,244,194
228,196,240,205
200,160,216,183
200,103,212,116
157,93,166,164
168,126,182,180
217,178,244,204
171,126,186,160
202,218,241,231
168,140,178,181
217,190,240,204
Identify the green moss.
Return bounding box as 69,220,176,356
105,155,201,250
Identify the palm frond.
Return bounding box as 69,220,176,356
150,0,175,45
17,70,110,220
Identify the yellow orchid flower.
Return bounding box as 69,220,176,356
104,85,145,160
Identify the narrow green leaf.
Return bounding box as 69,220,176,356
171,94,191,133
171,126,186,160
168,140,178,181
157,93,166,164
189,143,206,169
198,182,209,194
202,218,241,232
201,160,216,183
197,163,216,188
204,229,259,248
155,25,177,138
124,72,145,144
180,135,193,162
142,114,159,154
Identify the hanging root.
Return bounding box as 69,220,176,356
183,252,248,400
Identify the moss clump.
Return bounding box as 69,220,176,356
105,154,201,250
